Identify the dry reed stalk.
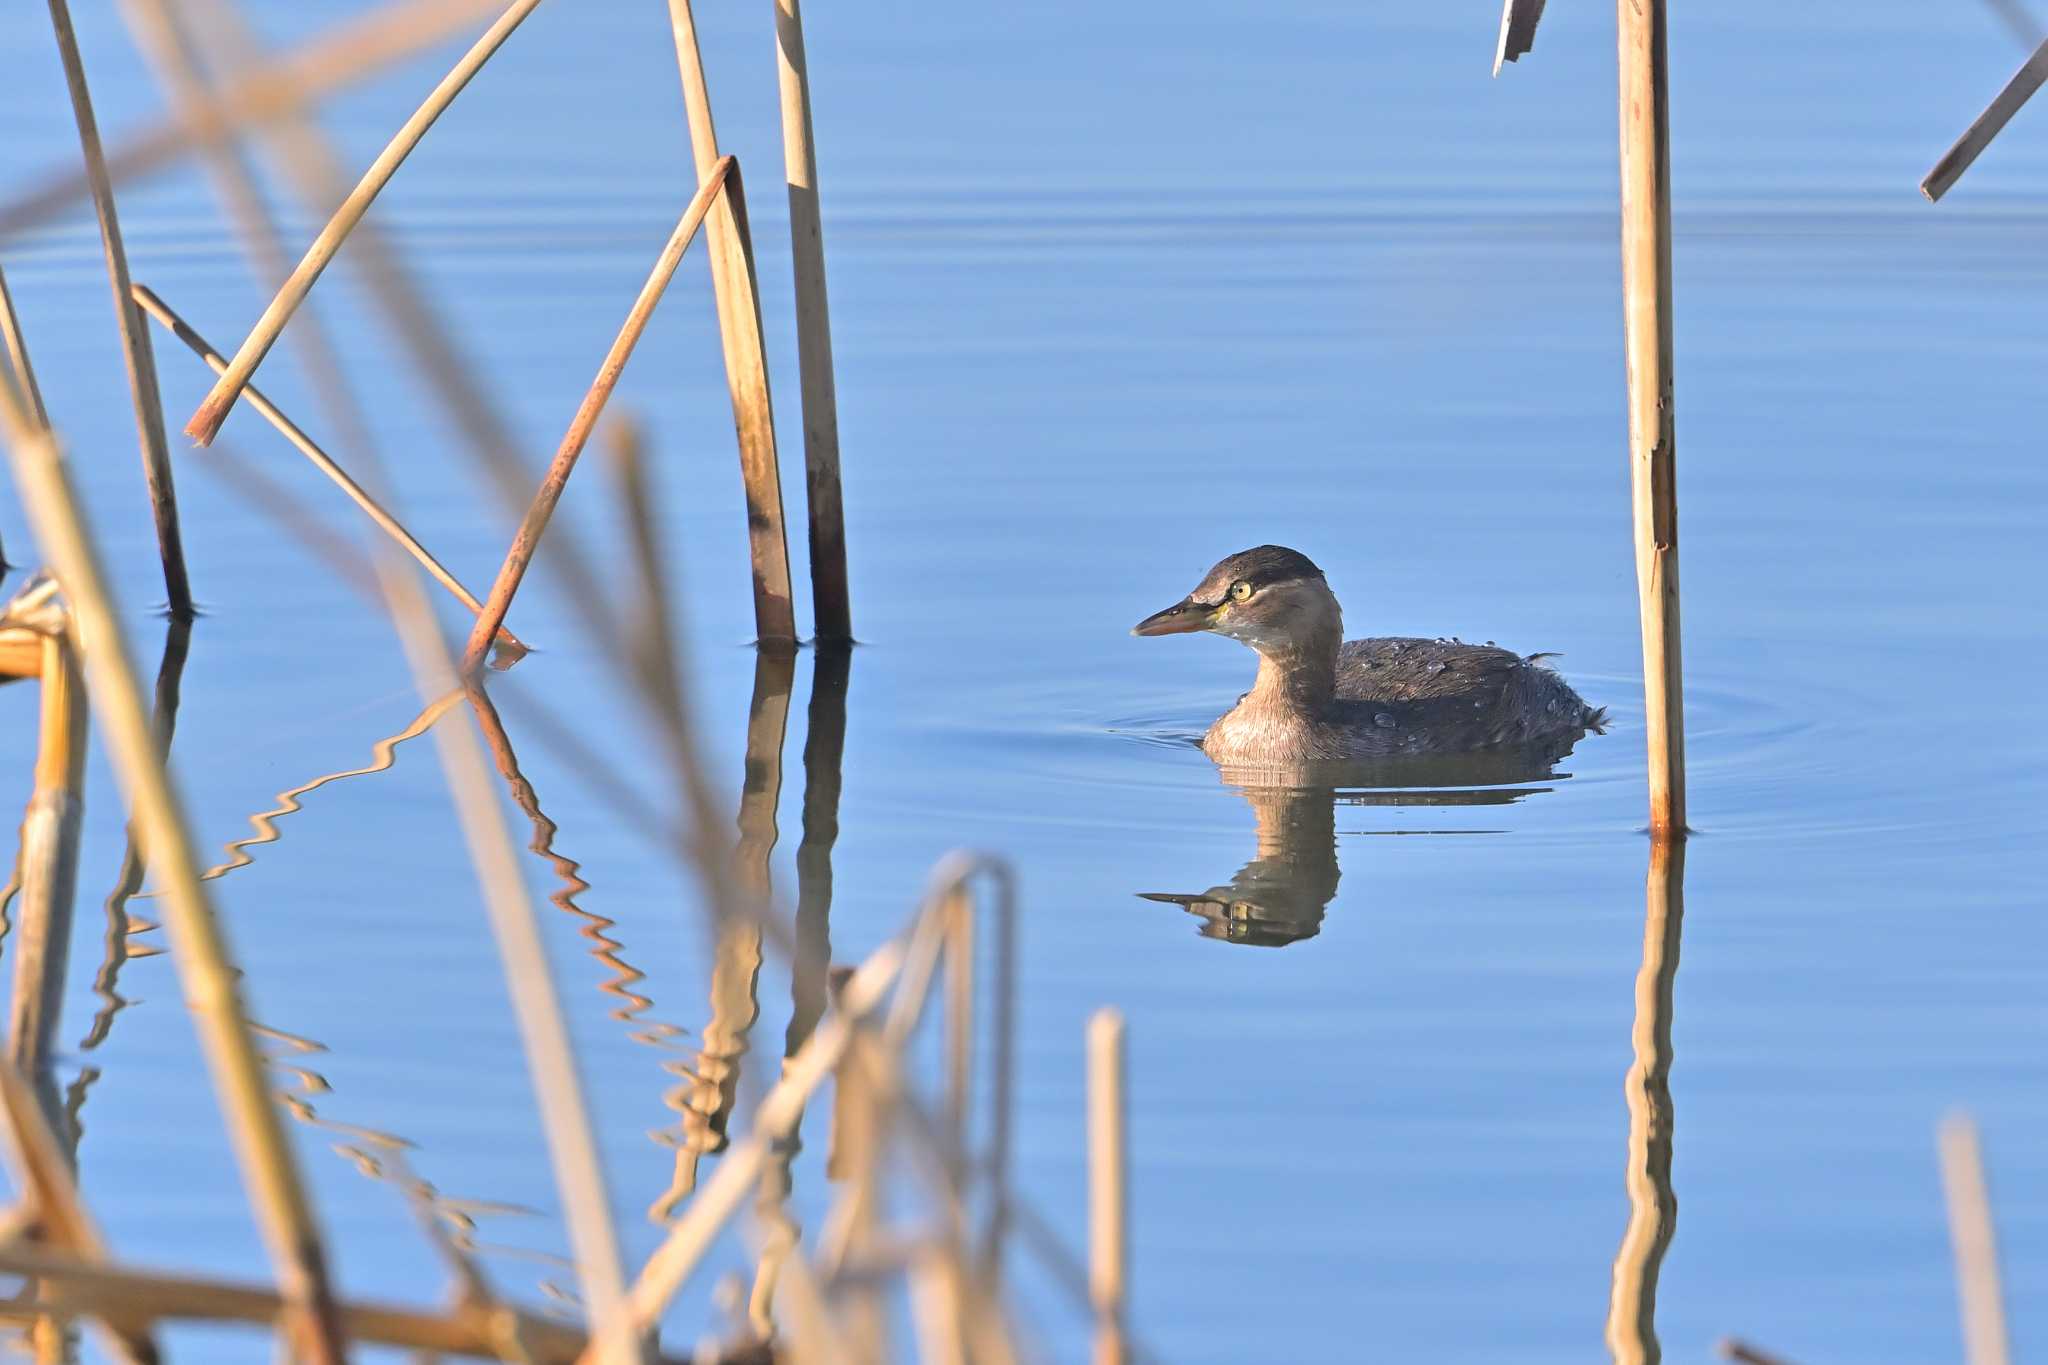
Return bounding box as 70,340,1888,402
664,0,798,645
1604,833,1685,1365
943,885,974,1148
0,1062,159,1362
606,940,908,1350
376,574,640,1364
120,0,398,509
133,284,527,657
1617,0,1686,835
1922,36,2048,201
0,1244,703,1364
1087,1009,1129,1365
0,0,511,240
184,0,548,444
43,0,193,617
7,634,88,1094
0,631,41,679
0,263,48,432
0,390,347,1363
458,159,734,673
774,0,851,641
1940,1114,2012,1365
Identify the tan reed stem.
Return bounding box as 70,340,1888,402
1617,0,1685,835
8,633,87,1090
0,390,346,1364
185,0,548,444
774,0,851,641
377,554,641,1361
0,262,49,431
0,0,510,240
43,0,193,617
1940,1113,2012,1365
133,283,526,656
943,884,974,1147
458,159,733,673
0,1243,707,1364
664,0,798,645
119,0,395,499
1922,36,2048,201
1605,832,1685,1365
0,1062,158,1364
1088,1009,1128,1365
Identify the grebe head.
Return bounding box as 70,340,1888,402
1131,545,1342,656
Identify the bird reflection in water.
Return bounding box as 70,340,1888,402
1138,740,1586,947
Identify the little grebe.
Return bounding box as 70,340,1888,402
1133,545,1604,764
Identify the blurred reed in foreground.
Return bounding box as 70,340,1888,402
0,0,1122,1358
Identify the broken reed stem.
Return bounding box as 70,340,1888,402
132,283,526,655
0,392,347,1364
0,0,511,241
1088,1009,1128,1365
44,0,194,617
8,634,87,1089
774,0,851,642
184,0,547,444
458,159,733,673
1939,1114,2012,1365
1617,0,1686,835
664,0,798,645
1921,36,2048,201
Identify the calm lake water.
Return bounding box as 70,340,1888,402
3,1,2048,1360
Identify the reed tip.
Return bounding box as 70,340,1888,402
185,396,230,446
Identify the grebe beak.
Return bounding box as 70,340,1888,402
1131,597,1216,637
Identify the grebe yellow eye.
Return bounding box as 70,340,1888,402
1229,580,1253,603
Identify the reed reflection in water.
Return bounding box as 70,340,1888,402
1137,742,1581,947
1607,834,1685,1365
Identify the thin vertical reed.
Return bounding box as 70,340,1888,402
43,0,193,617
133,284,526,656
1940,1114,2012,1365
185,0,548,443
774,0,851,641
664,0,798,645
0,390,346,1364
1605,833,1685,1365
8,634,87,1098
943,886,974,1148
1617,0,1686,835
1087,1009,1128,1365
459,159,733,673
